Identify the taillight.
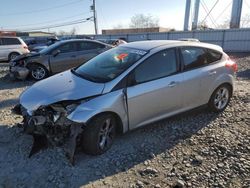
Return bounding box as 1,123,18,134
225,59,238,72
22,45,28,49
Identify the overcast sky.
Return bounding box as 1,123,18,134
0,0,249,34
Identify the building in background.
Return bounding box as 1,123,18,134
102,27,170,35
0,30,55,37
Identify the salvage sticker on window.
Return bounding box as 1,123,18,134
116,53,128,60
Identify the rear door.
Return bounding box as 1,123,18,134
76,41,107,66
179,46,222,109
49,42,78,73
126,48,183,129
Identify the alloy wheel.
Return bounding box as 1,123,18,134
214,87,229,110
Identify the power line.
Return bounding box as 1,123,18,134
201,0,217,27
214,1,232,21
11,17,93,31
0,0,84,16
3,12,91,28
200,0,219,25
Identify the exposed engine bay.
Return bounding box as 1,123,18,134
13,102,84,165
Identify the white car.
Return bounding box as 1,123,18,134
0,36,30,61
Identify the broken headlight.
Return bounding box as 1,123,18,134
65,103,78,115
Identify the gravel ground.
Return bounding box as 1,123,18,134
0,55,249,188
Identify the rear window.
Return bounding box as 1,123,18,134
1,38,21,45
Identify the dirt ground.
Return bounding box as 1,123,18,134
0,54,249,188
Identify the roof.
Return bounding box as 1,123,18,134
122,40,181,51
122,40,223,52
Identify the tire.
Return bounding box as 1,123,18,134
81,114,116,155
29,64,49,81
208,84,232,112
8,52,20,61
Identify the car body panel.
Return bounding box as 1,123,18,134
127,73,183,129
49,51,79,73
67,89,129,133
20,70,105,112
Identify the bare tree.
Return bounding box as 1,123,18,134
241,14,250,28
216,19,230,29
129,14,159,28
57,27,77,36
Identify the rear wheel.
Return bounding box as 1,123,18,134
29,64,49,81
81,114,116,155
8,52,20,61
208,84,232,112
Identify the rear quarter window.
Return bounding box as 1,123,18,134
206,49,222,63
1,38,21,45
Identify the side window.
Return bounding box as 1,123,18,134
78,42,105,51
134,48,177,84
0,39,2,45
180,47,207,70
2,38,21,45
57,42,75,53
206,49,222,63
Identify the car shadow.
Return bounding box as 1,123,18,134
0,98,19,110
0,106,219,187
73,106,219,187
0,73,34,90
237,69,250,80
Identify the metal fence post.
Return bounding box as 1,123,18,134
222,30,225,49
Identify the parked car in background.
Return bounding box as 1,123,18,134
97,39,127,46
9,39,112,80
24,36,59,52
15,40,237,158
0,36,29,61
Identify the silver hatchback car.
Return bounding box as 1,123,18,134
14,40,237,162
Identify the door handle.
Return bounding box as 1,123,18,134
208,71,216,76
71,55,76,58
168,81,178,87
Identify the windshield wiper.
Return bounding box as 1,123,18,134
71,69,107,83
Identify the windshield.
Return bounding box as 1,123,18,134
74,46,147,82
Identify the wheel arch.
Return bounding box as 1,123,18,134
86,111,124,135
8,51,20,60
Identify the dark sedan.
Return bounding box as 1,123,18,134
9,39,112,80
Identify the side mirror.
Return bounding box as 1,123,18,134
52,49,60,57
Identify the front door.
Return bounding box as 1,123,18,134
50,42,78,73
126,48,183,129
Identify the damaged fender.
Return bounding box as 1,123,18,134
68,90,129,133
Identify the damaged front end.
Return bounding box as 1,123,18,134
9,61,30,80
13,102,84,165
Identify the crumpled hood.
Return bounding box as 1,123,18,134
20,70,105,111
13,52,40,61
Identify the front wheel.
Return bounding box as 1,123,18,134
208,84,232,112
81,114,116,155
29,64,48,81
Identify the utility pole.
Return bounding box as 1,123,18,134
91,0,98,34
184,0,191,31
192,0,200,30
230,0,243,28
